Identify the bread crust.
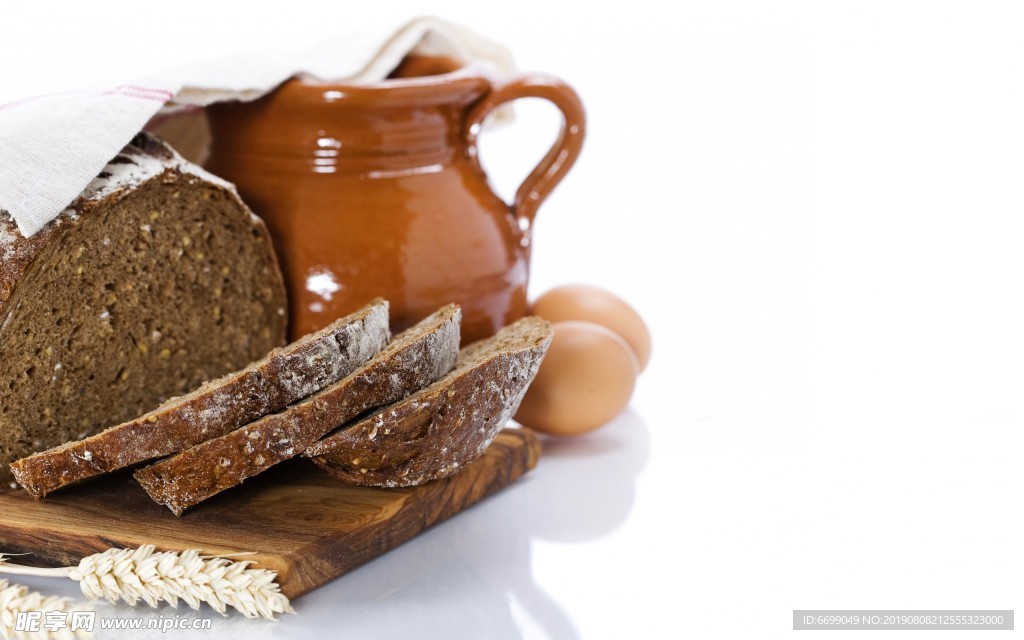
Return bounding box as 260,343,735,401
306,316,552,487
10,300,389,498
134,305,462,515
0,134,246,311
2,133,292,490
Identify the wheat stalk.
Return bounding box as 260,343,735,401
0,546,293,620
0,578,91,640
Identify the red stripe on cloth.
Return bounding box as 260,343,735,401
116,85,175,100
0,85,174,112
102,88,172,103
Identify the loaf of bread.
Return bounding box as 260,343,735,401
10,300,390,498
306,316,552,487
0,134,287,487
134,304,462,515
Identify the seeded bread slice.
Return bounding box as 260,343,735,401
134,304,462,515
11,300,390,498
306,316,552,488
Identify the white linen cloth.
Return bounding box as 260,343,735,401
0,16,514,238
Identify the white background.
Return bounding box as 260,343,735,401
4,1,1024,638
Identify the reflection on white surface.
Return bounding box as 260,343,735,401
285,411,650,640
524,411,649,545
5,412,649,639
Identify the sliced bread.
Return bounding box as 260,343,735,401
134,304,462,515
306,316,553,488
0,133,288,487
11,299,390,498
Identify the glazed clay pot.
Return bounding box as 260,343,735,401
205,60,585,343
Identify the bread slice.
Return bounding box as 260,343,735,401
11,300,390,498
134,304,462,515
0,133,288,487
306,316,552,488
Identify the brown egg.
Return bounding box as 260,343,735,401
515,321,638,436
530,284,652,372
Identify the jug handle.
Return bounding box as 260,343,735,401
464,73,586,232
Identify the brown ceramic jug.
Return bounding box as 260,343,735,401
205,57,585,343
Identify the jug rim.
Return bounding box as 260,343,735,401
277,61,494,108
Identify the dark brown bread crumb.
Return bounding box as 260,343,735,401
10,300,389,498
134,304,462,515
0,134,288,487
306,316,552,488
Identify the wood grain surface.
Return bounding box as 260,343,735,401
0,428,540,598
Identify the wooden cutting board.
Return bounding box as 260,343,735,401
0,428,539,598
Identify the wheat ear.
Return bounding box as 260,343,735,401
0,546,293,620
0,578,92,639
